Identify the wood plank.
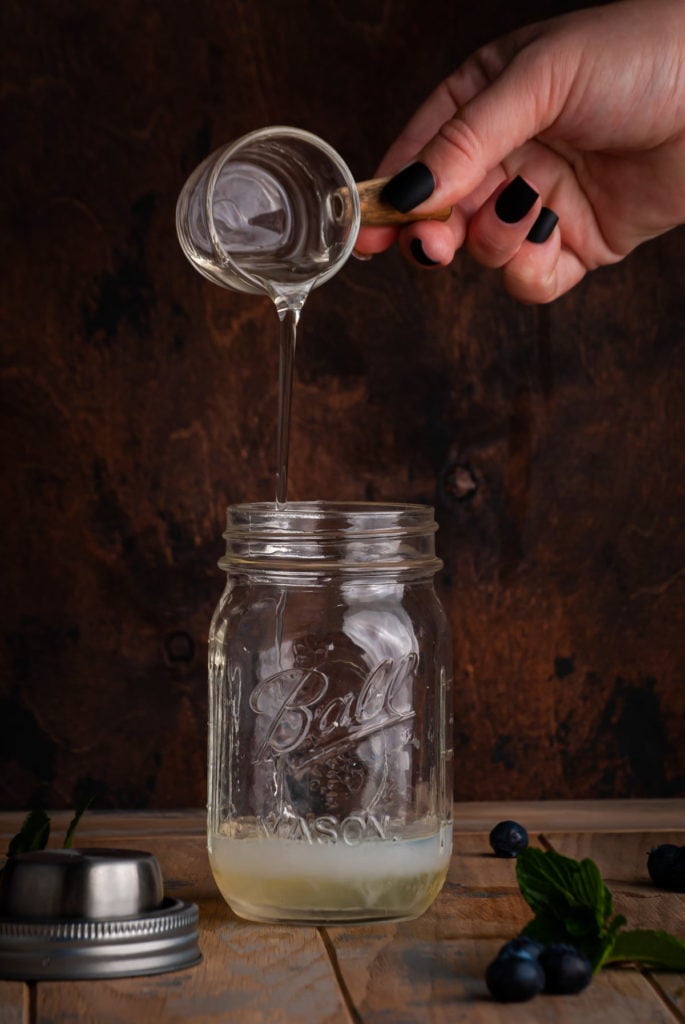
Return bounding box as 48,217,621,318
406,882,531,942
450,831,542,889
2,800,684,845
0,982,27,1024
453,800,685,834
649,972,685,1017
0,810,205,843
425,830,541,940
323,933,679,1023
35,899,347,1024
542,831,685,883
3,808,684,1023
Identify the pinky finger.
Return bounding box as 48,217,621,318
502,214,587,304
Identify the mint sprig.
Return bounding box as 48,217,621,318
63,795,94,849
516,847,685,972
2,792,94,870
6,809,51,857
605,929,685,969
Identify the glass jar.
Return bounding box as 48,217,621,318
207,502,453,925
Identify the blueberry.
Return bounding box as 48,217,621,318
647,844,685,891
498,936,544,960
540,943,593,995
489,820,529,858
485,951,545,1002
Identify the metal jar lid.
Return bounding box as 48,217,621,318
0,848,201,980
0,848,164,919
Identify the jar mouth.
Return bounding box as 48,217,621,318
226,501,437,533
220,501,442,576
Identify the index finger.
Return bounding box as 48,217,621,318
356,60,495,254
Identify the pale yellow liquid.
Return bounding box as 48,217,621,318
209,824,452,924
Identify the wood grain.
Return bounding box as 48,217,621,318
453,800,685,835
0,983,27,1024
3,808,685,1021
353,178,452,226
35,900,347,1024
0,810,206,842
322,934,679,1023
543,829,685,883
650,973,685,1018
4,800,684,844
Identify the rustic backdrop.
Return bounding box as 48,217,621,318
2,0,684,809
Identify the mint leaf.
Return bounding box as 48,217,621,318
63,794,94,849
522,909,575,945
522,909,614,970
516,847,580,916
515,843,685,973
605,930,685,970
516,848,613,929
517,848,632,971
6,809,51,857
575,857,608,931
593,914,628,971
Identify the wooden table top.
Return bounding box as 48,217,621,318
1,800,684,1023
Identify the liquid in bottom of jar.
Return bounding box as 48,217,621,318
208,822,452,924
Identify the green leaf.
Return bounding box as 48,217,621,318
522,910,571,946
6,809,51,857
522,911,610,971
575,858,610,930
516,847,580,916
601,879,615,922
516,847,613,928
515,845,685,975
565,904,601,938
604,930,685,970
594,915,628,971
63,793,94,849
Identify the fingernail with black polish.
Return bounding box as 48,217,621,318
495,175,539,223
381,162,435,213
410,238,440,267
526,206,559,244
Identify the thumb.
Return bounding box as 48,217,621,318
384,42,568,211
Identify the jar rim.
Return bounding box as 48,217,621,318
220,501,442,576
225,501,437,532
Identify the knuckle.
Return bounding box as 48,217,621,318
503,264,558,304
436,115,482,167
468,231,518,269
470,41,509,85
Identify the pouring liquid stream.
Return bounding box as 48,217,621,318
274,302,299,506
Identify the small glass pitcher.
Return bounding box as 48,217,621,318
176,125,451,307
176,126,360,307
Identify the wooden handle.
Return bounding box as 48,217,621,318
333,178,452,227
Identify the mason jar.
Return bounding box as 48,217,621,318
207,502,453,924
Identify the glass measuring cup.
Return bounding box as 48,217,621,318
175,125,452,311
176,126,361,310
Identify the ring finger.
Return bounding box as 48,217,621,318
466,175,544,268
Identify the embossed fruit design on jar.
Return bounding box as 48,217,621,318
207,502,453,924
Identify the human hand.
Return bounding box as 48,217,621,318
356,0,685,302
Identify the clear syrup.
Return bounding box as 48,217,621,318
274,303,299,506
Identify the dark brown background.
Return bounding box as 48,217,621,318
2,0,684,810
